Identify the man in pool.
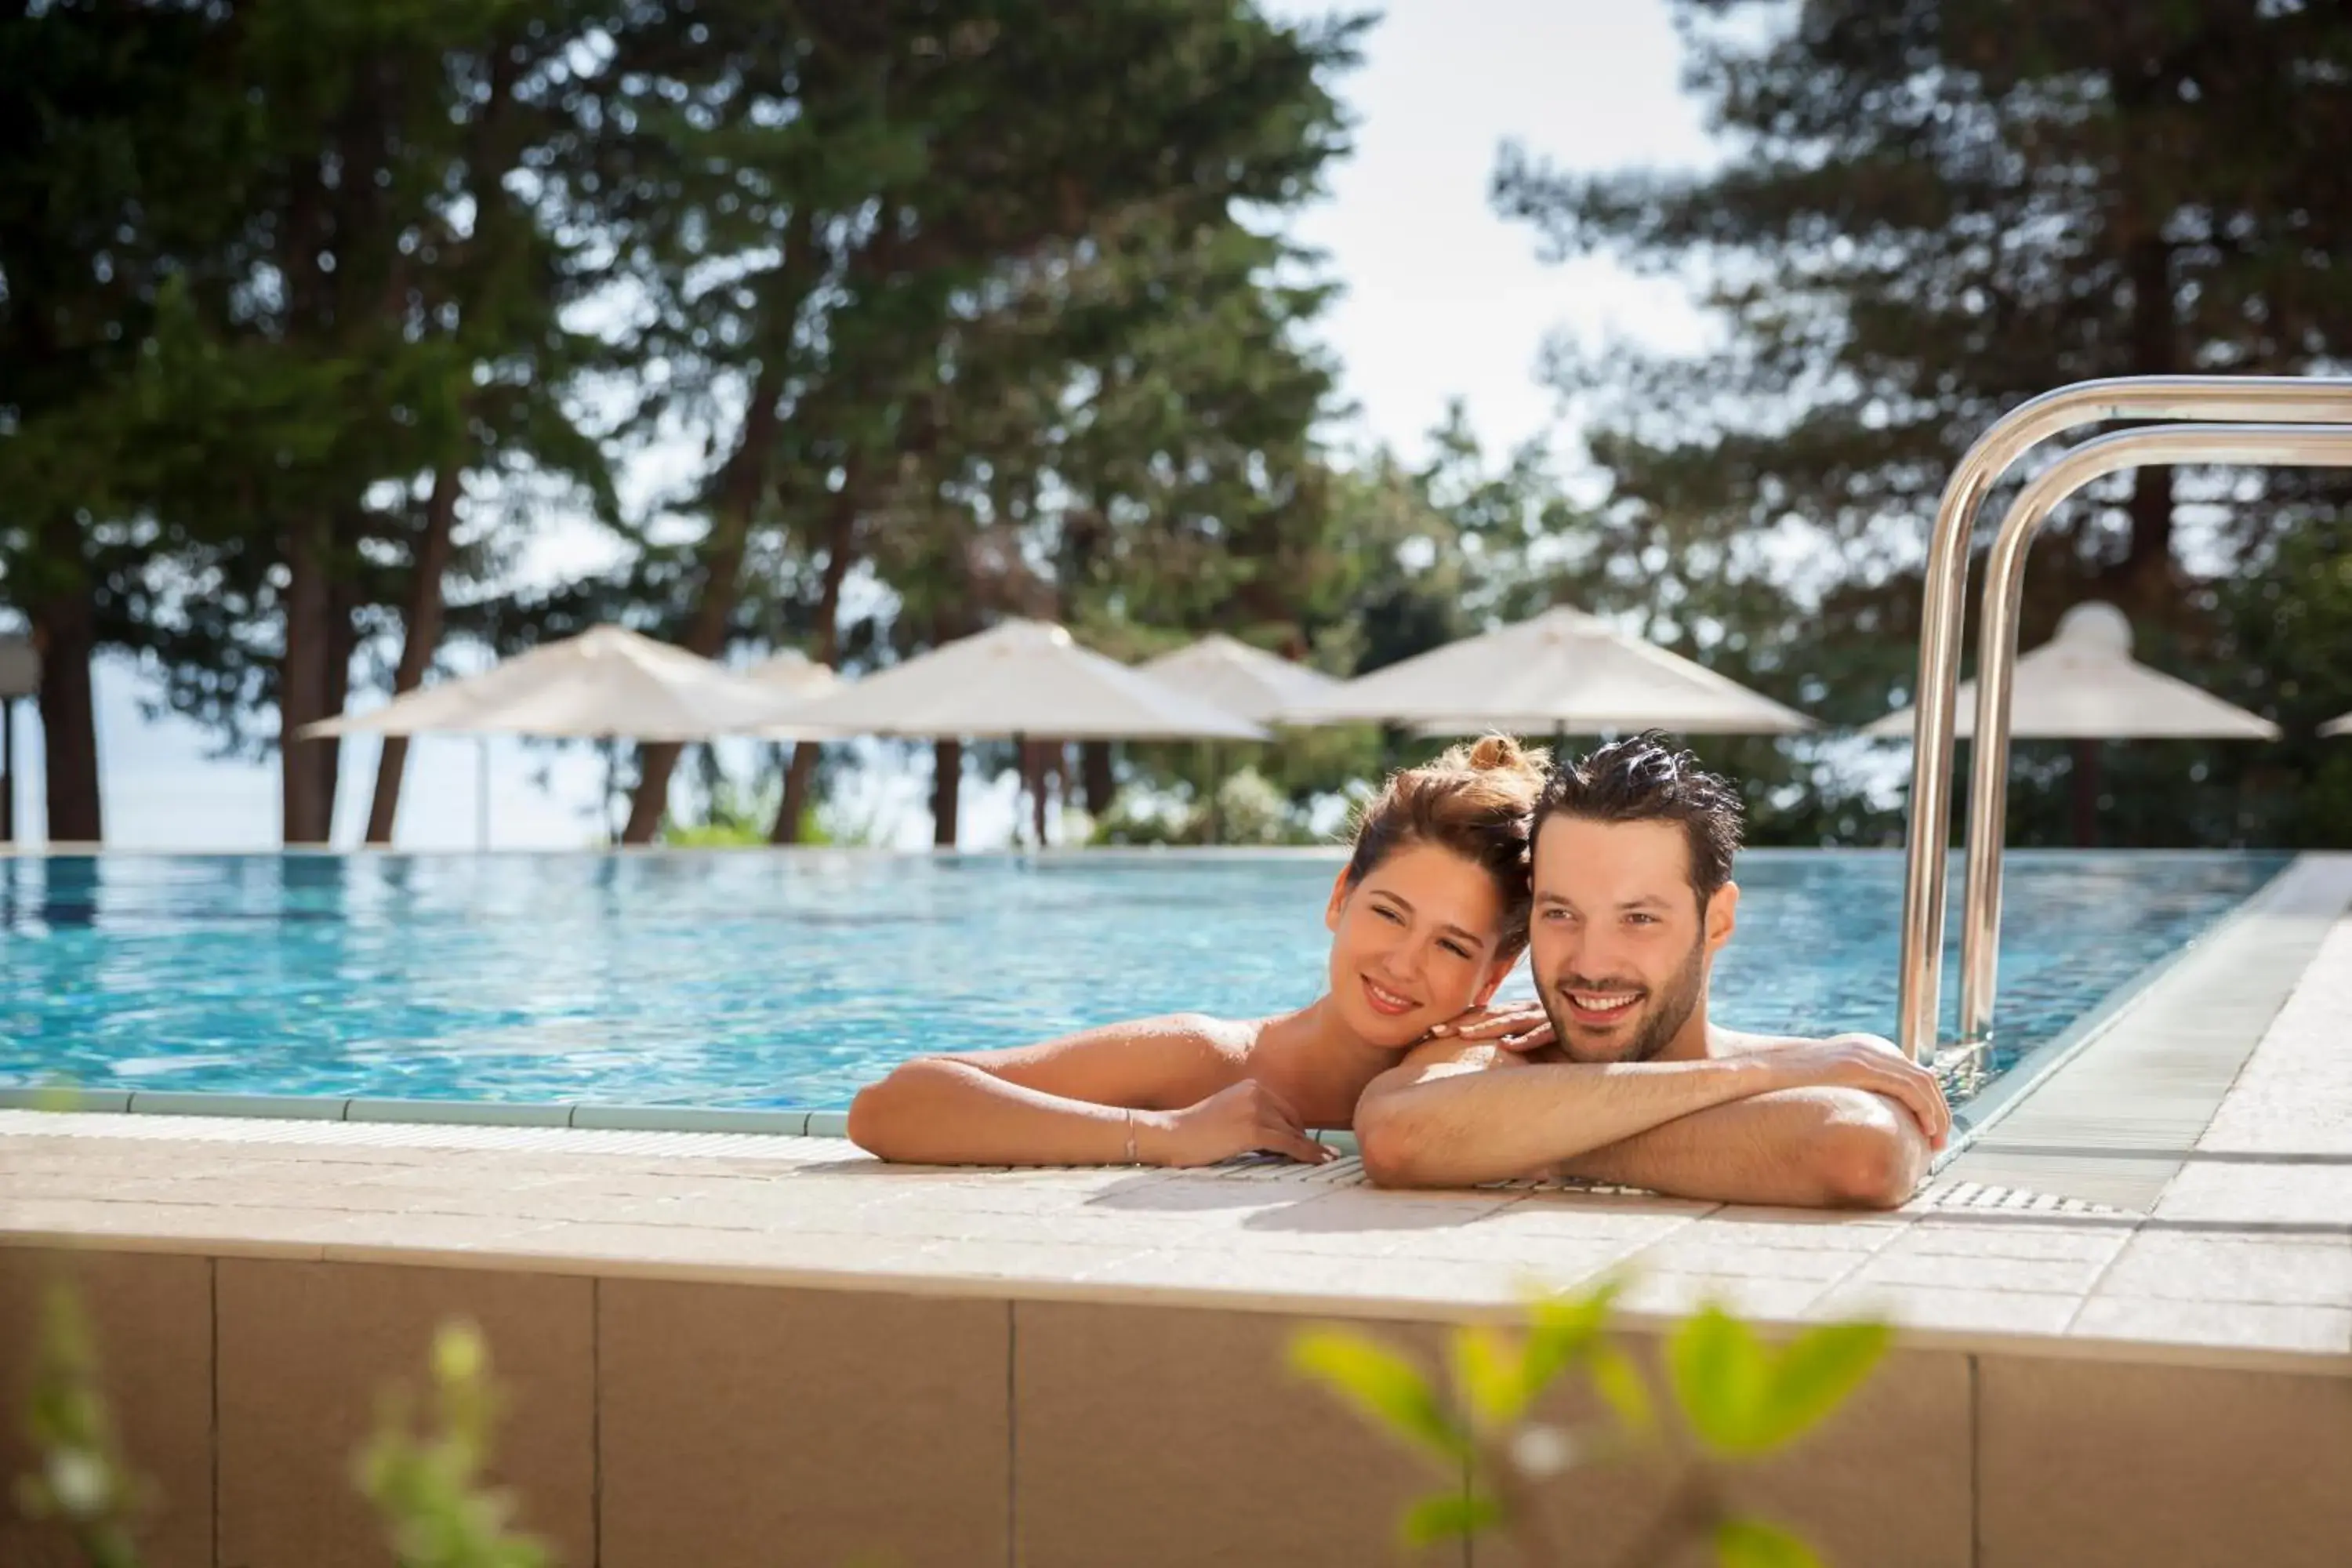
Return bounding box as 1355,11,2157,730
1353,731,1951,1209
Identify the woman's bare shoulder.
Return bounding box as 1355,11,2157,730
1160,1012,1262,1059
1043,1011,1255,1062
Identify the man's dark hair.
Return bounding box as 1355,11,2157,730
1532,731,1745,904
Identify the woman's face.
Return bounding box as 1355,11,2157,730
1323,841,1521,1049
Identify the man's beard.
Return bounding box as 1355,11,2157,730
1541,936,1708,1065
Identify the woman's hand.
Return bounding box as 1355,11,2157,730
1136,1080,1332,1167
1420,1000,1555,1054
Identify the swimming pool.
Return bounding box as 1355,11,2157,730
0,850,2288,1113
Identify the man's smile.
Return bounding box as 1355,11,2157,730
1558,986,1645,1027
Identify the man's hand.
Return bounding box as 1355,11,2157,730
1421,1000,1555,1054
1759,1033,1951,1148
1136,1080,1332,1167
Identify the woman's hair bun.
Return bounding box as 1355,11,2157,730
1438,731,1548,779
1465,732,1526,773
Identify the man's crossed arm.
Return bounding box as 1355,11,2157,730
1352,1033,1949,1210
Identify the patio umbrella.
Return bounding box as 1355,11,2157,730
744,648,841,705
1298,604,1815,739
2324,712,2351,738
300,626,829,848
780,618,1267,846
1865,601,2281,843
1138,634,1348,843
1138,633,1347,724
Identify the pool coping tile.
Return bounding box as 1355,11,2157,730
125,1091,351,1120
566,1103,814,1136
347,1097,575,1128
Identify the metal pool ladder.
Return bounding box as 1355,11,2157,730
1897,375,2352,1064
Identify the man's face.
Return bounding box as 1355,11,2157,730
1528,815,1736,1064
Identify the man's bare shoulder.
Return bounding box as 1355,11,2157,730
1709,1026,1899,1058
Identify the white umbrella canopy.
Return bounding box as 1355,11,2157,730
299,626,829,850
1298,604,1814,736
783,619,1265,848
1864,603,2281,742
742,649,844,739
1137,633,1347,725
745,648,841,702
301,626,823,743
2323,712,2351,739
782,618,1268,742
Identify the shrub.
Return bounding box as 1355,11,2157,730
1293,1279,1889,1566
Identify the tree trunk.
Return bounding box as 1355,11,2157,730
1023,739,1050,847
1081,741,1115,816
2071,739,2102,848
622,358,790,844
769,466,862,844
30,559,103,844
1,694,15,844
2118,236,2178,609
279,527,335,844
932,739,962,848
366,464,463,844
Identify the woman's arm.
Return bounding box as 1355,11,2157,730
845,1014,1326,1168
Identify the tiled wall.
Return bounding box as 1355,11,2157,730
2,1246,2347,1568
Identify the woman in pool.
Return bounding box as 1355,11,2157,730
846,735,1550,1168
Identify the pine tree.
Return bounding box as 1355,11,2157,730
1495,0,2352,845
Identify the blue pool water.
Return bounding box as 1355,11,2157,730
0,851,2288,1111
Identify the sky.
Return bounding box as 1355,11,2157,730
0,0,1719,852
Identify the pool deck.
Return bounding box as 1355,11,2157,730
3,855,2347,1367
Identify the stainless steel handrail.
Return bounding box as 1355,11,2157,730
1957,422,2352,1042
1898,376,2352,1063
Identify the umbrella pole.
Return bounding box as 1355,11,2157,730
604,744,619,847
2071,739,2100,848
476,737,490,853
1205,740,1221,845
1014,731,1030,851
1033,739,1051,848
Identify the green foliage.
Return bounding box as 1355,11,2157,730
352,1320,548,1568
1289,1330,1472,1465
1715,1517,1825,1568
1494,0,2352,850
1293,1280,1889,1566
13,1281,146,1568
1403,1490,1506,1548
655,764,885,849
1668,1308,1887,1457
15,1292,548,1568
1087,766,1322,848
3,0,1380,848
1087,786,1195,848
